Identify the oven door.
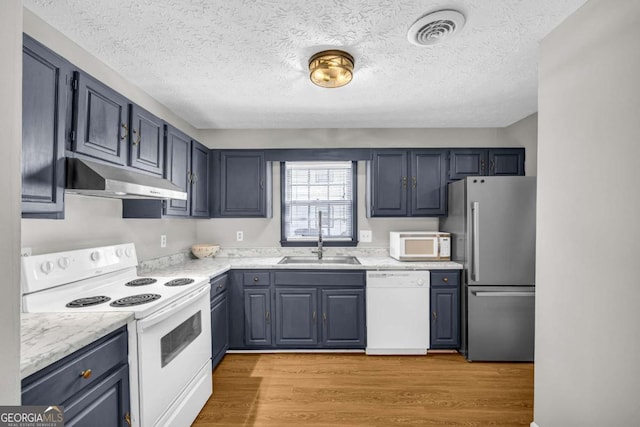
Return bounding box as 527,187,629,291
136,284,212,427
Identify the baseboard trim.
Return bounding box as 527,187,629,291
531,422,539,427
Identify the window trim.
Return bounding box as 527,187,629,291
280,161,358,247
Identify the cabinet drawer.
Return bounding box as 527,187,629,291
210,273,228,298
274,271,365,287
431,271,460,287
243,272,271,286
22,328,127,406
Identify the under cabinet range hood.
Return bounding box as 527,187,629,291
66,158,187,200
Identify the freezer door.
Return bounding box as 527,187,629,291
466,177,536,286
467,285,535,362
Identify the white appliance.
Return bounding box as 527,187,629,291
21,243,212,427
366,271,430,355
389,231,451,261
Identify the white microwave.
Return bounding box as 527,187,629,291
389,231,451,261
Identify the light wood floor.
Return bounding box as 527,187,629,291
193,353,533,427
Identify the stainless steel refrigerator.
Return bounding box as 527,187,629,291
441,176,536,362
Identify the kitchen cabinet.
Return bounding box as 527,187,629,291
72,70,129,166
128,104,164,176
211,150,272,218
210,274,229,370
275,288,318,346
430,271,460,349
368,149,447,217
449,148,525,180
243,288,272,346
22,327,130,426
22,35,70,219
229,269,365,350
190,140,210,218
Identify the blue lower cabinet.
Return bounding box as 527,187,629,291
275,288,318,346
210,282,229,369
22,327,130,426
321,289,366,347
243,288,273,346
430,271,461,349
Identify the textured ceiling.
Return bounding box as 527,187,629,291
24,0,586,129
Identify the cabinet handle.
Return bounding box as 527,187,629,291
323,313,327,322
402,177,407,188
217,283,223,289
412,176,417,189
480,159,485,173
266,311,270,323
442,277,449,283
187,171,192,183
132,129,141,145
253,276,259,282
124,412,131,426
260,180,264,189
80,369,92,379
312,311,316,322
432,311,437,320
490,159,496,172
121,124,129,141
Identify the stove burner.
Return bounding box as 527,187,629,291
125,278,158,287
164,278,195,287
66,296,111,308
109,294,161,307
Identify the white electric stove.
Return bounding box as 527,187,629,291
22,243,213,427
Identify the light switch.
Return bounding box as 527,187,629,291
359,230,372,243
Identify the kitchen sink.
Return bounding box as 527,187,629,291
278,256,361,265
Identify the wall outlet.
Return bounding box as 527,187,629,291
160,235,167,248
21,247,32,257
359,230,372,243
236,231,244,242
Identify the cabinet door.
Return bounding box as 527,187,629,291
369,150,408,216
22,35,68,219
64,364,130,427
430,287,460,349
449,149,488,180
275,288,318,346
129,104,164,176
321,289,365,348
164,124,191,216
243,288,272,346
488,148,525,176
410,150,447,216
210,291,229,369
73,71,128,166
191,140,210,218
219,151,267,217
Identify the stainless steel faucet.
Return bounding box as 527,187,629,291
312,211,323,260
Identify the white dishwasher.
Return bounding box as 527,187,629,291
366,270,430,355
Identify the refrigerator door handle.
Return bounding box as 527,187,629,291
472,291,535,297
471,201,480,282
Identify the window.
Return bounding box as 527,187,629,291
281,161,357,246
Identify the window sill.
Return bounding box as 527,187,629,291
280,240,359,247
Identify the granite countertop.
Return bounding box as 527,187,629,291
21,312,134,379
142,255,463,279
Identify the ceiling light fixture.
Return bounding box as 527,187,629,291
308,50,354,88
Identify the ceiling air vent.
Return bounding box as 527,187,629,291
407,10,466,46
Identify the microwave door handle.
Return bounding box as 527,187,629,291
471,202,480,282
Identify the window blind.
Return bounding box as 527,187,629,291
283,161,354,242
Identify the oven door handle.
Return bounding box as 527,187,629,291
137,284,209,332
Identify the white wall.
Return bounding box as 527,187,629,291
0,0,22,405
21,10,199,261
535,1,640,425
499,113,538,176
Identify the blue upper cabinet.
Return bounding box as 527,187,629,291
190,140,210,218
449,148,525,180
368,149,447,217
211,150,272,218
164,124,192,217
72,71,129,166
129,104,164,176
21,35,70,219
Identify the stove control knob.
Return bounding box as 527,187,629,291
40,261,54,275
116,248,124,257
417,279,425,286
90,251,101,262
125,247,133,258
57,257,70,269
